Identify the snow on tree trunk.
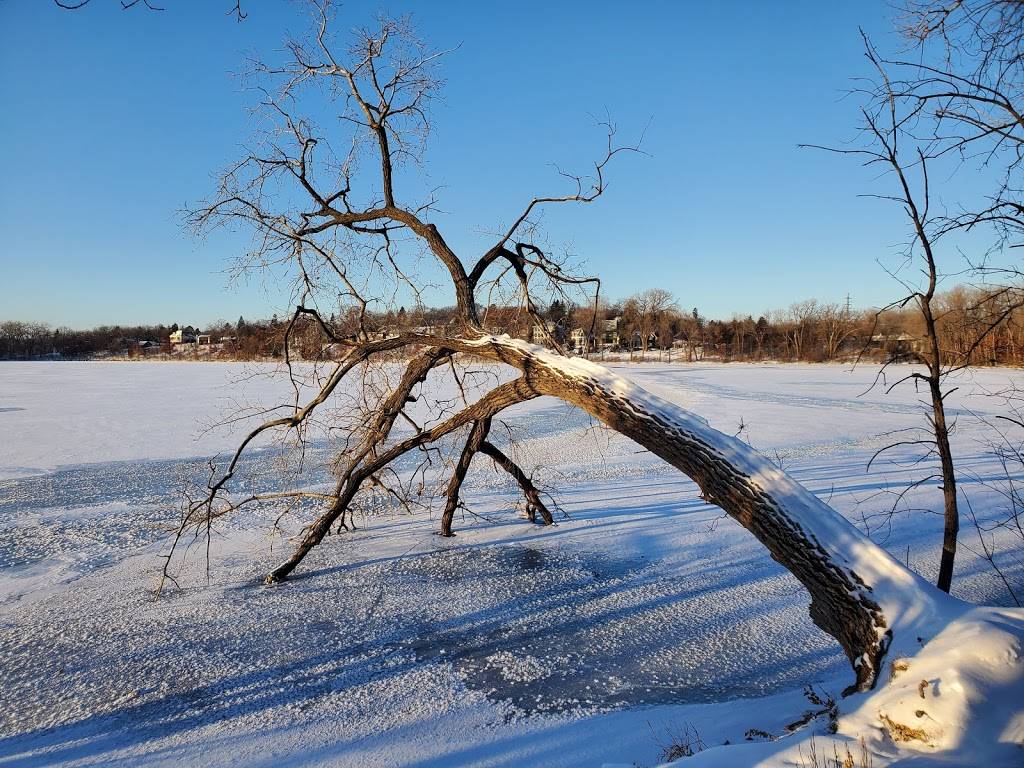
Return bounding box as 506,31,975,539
463,334,956,692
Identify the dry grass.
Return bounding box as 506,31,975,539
797,735,875,768
654,722,707,762
880,713,930,743
888,658,910,681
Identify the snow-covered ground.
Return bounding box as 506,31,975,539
0,360,1022,766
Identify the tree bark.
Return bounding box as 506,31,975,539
930,376,960,593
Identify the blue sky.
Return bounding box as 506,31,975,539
0,0,931,328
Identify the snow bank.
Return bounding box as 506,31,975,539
677,605,1024,766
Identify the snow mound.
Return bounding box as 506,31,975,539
680,604,1024,767
845,605,1024,761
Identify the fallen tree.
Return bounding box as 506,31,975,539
162,5,1020,733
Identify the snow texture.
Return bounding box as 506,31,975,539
1,359,1022,766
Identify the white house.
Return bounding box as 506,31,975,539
169,328,199,345
569,327,591,353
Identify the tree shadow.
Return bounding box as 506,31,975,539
1,533,848,767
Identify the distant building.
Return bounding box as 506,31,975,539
871,332,926,359
569,327,591,354
371,327,403,341
601,317,621,349
530,320,557,345
170,327,199,345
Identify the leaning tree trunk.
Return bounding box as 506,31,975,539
456,333,955,693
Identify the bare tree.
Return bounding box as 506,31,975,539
624,288,677,355
809,41,974,593
786,300,820,361
808,4,1024,594
819,303,857,360
164,2,956,695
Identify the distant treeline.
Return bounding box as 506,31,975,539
3,284,1023,365
0,310,459,361
0,317,302,360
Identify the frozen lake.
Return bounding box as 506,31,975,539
1,360,1021,766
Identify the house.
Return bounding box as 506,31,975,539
169,326,199,345
530,320,557,345
601,317,621,349
569,327,592,353
630,330,659,351
871,332,926,358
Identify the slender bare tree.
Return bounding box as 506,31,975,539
815,40,970,593
164,1,958,695
808,4,1024,594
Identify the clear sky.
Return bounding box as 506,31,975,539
0,0,927,328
